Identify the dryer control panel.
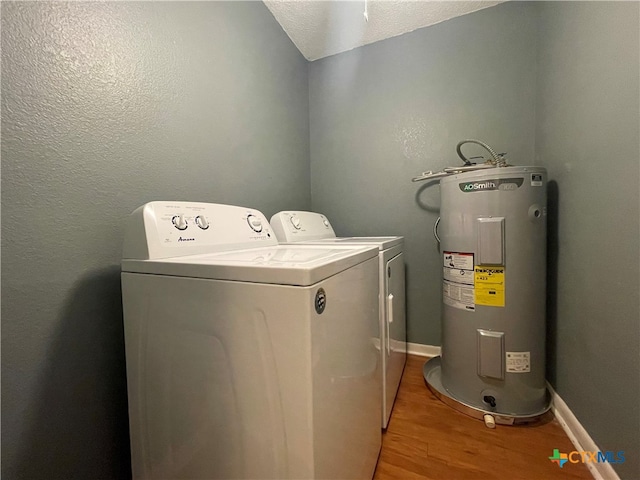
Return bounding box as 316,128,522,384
270,211,336,243
123,202,277,260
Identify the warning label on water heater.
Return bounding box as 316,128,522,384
506,352,531,373
443,252,475,311
474,266,505,307
444,252,474,270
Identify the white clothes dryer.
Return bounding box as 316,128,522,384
270,211,406,429
121,202,381,480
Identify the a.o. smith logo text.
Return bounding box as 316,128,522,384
459,178,524,192
463,181,496,191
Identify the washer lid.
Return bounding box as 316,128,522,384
121,244,378,286
297,236,404,250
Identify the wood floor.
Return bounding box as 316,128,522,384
373,355,593,480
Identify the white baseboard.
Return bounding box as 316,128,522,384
548,383,619,480
407,342,441,358
407,343,619,480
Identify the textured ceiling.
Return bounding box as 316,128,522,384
263,1,505,61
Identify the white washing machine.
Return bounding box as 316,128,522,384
121,202,382,480
270,211,406,429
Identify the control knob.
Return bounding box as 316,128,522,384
172,215,188,231
195,215,209,230
290,215,302,230
247,214,263,233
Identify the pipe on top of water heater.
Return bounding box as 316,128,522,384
411,139,509,183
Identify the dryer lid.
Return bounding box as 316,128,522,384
121,244,378,286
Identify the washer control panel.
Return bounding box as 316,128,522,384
123,202,277,260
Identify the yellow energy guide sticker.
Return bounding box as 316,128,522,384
474,266,505,307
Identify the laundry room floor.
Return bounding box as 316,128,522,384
373,355,593,480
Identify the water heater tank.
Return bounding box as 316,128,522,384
424,165,550,423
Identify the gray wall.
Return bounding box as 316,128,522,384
3,1,639,479
310,1,639,477
309,2,538,345
535,2,640,478
1,2,309,478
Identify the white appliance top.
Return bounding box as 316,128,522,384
270,211,403,250
122,245,378,286
122,202,378,286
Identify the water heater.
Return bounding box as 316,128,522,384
413,140,550,425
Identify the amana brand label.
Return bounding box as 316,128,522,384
459,178,524,193
474,266,505,307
